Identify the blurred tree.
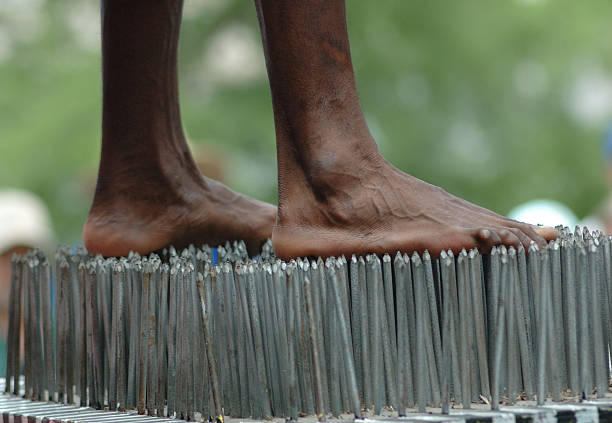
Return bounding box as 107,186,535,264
0,0,611,243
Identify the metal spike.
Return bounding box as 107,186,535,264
57,258,70,404
411,253,427,413
561,238,579,395
379,255,398,411
326,263,361,419
41,260,56,401
549,240,567,395
491,254,508,411
349,255,363,405
468,249,490,399
357,256,371,411
486,246,500,390
577,246,590,399
588,241,607,398
423,251,443,406
456,250,471,409
304,277,326,421
516,243,535,398
196,273,223,422
6,255,22,395
166,264,178,416
439,252,452,415
271,262,290,417
286,265,299,421
364,256,382,414
537,250,550,405
394,253,414,415
505,248,518,405
446,249,462,406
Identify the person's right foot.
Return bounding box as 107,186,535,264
83,162,276,258
91,0,277,257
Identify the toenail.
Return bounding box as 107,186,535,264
478,229,491,239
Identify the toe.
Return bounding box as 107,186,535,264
474,228,502,252
495,228,521,248
508,227,534,250
497,218,548,247
533,225,558,241
509,221,552,247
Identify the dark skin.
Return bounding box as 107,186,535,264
83,0,557,259
84,0,276,257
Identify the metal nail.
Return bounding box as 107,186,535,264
304,277,326,421
411,253,427,413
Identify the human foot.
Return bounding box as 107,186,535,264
90,0,277,257
256,0,555,259
83,166,276,257
272,153,557,260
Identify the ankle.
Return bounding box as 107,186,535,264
291,138,383,194
277,145,385,229
93,146,206,208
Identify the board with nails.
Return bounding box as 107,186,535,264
4,228,612,422
0,378,610,423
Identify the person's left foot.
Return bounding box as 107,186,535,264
272,152,557,260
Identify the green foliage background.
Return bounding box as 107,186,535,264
0,0,610,244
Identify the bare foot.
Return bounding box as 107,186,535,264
273,154,557,260
88,0,276,257
254,0,556,260
83,165,276,257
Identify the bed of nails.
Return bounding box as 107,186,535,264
3,227,611,421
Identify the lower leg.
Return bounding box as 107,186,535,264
254,0,556,259
84,0,275,256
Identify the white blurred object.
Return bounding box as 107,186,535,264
580,215,605,233
508,199,579,228
0,189,54,254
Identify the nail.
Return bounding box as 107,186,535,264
394,253,414,415
379,255,398,411
286,265,299,421
115,261,128,412
349,256,363,405
327,263,361,419
561,239,579,395
491,254,507,411
57,258,70,404
588,241,607,398
537,249,549,405
108,263,120,411
136,262,149,415
411,253,427,413
304,277,326,421
550,240,567,395
6,255,22,395
439,252,452,415
196,272,223,422
516,244,535,398
577,246,590,399
469,249,489,399
423,251,443,406
166,264,178,416
486,246,500,388
41,259,55,402
272,262,290,418
246,264,272,418
456,250,471,408
509,248,522,404
146,262,159,415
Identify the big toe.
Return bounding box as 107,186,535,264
534,226,558,241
